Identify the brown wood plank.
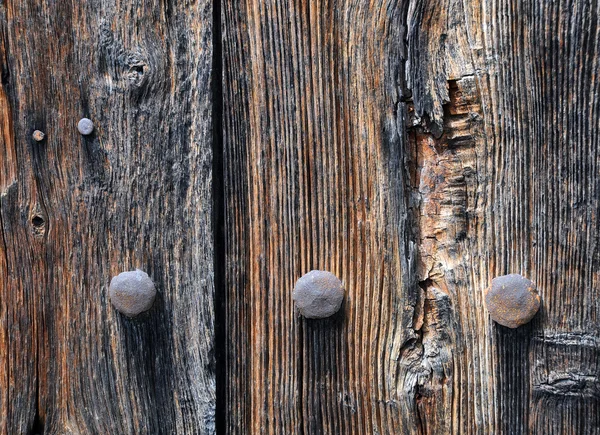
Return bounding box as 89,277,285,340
469,1,600,433
224,0,415,433
0,1,215,433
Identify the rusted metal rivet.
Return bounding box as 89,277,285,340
77,118,94,135
485,274,540,328
293,270,344,319
32,130,45,142
109,269,156,317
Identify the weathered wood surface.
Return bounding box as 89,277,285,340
223,1,600,434
2,0,599,433
0,1,215,434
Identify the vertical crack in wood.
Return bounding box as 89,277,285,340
0,7,16,430
0,192,8,435
397,75,482,434
0,88,15,196
29,376,42,435
405,0,451,138
0,22,17,275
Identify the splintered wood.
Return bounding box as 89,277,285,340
1,0,599,433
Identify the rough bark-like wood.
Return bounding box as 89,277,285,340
224,0,600,433
0,1,215,434
2,0,599,432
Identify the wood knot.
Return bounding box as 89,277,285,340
30,214,46,236
98,23,160,100
124,51,150,91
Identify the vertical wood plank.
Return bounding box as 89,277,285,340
471,1,600,433
0,1,215,433
224,0,415,433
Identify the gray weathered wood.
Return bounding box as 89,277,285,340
2,0,599,433
0,1,215,433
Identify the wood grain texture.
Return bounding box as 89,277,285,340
1,0,599,432
472,1,600,433
224,0,600,433
224,0,418,432
0,1,215,434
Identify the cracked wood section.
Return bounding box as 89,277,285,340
225,0,600,433
0,1,215,434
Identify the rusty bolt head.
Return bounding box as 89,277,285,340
109,269,156,317
485,274,540,328
293,270,344,319
32,130,45,142
77,118,94,135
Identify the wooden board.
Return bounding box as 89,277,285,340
0,1,215,433
223,0,600,433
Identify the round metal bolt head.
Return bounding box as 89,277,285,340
77,118,94,135
485,274,540,328
109,269,156,317
293,270,344,319
32,130,45,142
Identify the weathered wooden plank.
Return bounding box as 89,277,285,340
468,1,600,433
223,0,414,433
407,0,600,432
0,1,215,433
224,0,600,433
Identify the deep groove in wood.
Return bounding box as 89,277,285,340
213,0,226,432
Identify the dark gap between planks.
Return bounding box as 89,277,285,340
212,0,226,432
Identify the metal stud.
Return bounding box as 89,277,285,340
77,118,94,135
32,130,45,142
293,270,344,319
109,269,156,317
485,273,540,328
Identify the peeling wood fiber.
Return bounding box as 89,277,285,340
1,0,599,433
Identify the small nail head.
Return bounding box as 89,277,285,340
485,274,540,328
293,270,344,319
77,118,94,135
109,269,156,317
32,130,45,142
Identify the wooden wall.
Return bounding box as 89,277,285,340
1,0,599,433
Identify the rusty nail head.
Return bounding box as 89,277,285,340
293,270,344,319
32,130,45,142
109,269,156,317
485,273,540,328
77,118,94,135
